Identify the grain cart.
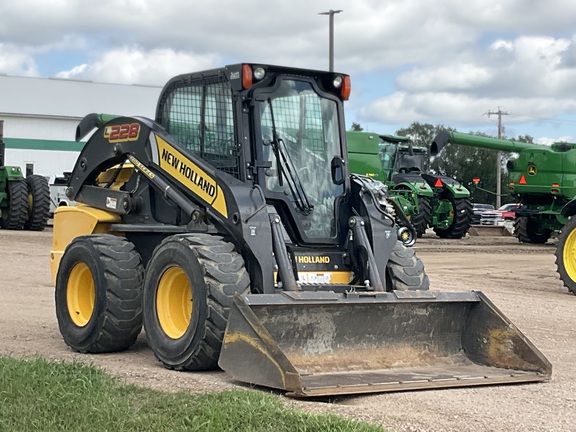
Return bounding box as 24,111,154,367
431,130,572,244
347,131,472,238
50,64,550,397
0,120,50,230
432,130,576,295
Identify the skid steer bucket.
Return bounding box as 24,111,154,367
219,290,551,397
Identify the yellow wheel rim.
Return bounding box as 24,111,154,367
156,267,192,339
447,201,455,223
28,192,33,217
67,263,95,327
563,229,576,282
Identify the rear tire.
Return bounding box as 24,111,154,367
24,174,50,231
55,235,144,353
386,241,430,291
514,216,551,244
554,216,576,295
0,180,27,230
143,234,250,371
433,195,472,239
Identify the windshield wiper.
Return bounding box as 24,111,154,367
267,98,313,214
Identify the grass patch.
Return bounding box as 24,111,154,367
0,356,384,431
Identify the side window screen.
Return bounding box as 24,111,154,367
161,81,239,178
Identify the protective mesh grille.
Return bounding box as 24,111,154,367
161,79,239,178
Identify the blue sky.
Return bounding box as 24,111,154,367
2,0,576,144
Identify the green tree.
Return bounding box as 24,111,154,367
430,131,526,206
395,122,448,148
395,122,452,171
350,122,363,131
430,133,501,205
394,123,529,206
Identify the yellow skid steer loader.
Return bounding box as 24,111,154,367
50,64,551,397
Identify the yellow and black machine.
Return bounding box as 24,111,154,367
50,63,551,397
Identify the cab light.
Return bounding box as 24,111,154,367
333,75,343,88
242,64,253,89
253,66,266,80
341,75,351,100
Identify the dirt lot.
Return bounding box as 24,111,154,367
1,228,574,432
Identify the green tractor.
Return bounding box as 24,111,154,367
0,120,50,231
347,131,472,238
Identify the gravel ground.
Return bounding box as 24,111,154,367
0,227,574,431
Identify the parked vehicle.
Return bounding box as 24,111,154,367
48,172,75,215
479,203,520,225
432,131,566,244
472,203,494,224
480,210,504,225
497,203,521,220
0,120,50,230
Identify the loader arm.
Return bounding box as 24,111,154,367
65,115,276,293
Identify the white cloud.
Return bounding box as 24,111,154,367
397,64,493,92
358,91,576,128
2,1,576,140
0,43,38,76
55,47,221,85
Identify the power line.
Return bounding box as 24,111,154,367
486,108,509,208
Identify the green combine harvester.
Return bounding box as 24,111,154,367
432,129,576,295
347,131,472,238
0,120,50,231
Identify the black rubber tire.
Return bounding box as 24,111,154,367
24,174,50,231
0,180,28,230
411,196,432,238
55,235,144,353
555,216,576,295
386,241,430,291
433,195,472,239
143,234,250,371
514,216,552,244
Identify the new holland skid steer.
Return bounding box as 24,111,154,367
50,64,550,397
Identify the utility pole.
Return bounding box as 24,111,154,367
487,108,509,208
319,9,342,71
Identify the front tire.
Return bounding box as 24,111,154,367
24,174,50,231
411,196,432,237
0,180,27,230
143,234,250,371
55,235,144,353
386,241,430,291
555,216,576,295
433,195,472,239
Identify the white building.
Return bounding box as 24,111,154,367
0,75,162,178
